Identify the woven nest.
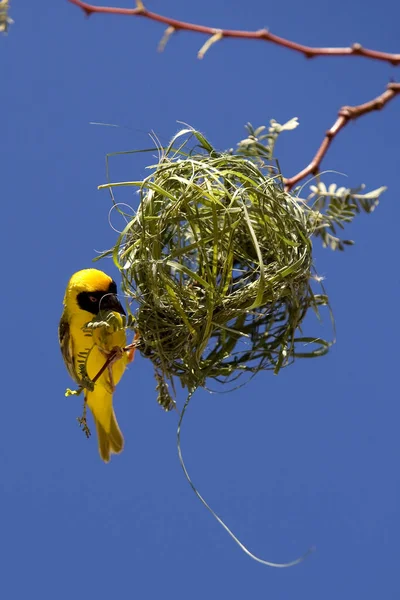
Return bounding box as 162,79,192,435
102,129,330,408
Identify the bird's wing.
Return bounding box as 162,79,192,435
58,311,80,384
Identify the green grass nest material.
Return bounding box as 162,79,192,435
102,129,330,407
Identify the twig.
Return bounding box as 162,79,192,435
284,82,400,191
67,2,400,190
76,339,139,438
74,340,138,396
92,341,137,384
67,0,400,65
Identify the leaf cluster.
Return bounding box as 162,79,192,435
0,0,13,34
307,181,385,251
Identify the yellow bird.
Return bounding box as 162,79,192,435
59,269,134,463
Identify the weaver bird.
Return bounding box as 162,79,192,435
59,269,134,462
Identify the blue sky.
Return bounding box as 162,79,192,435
2,1,400,598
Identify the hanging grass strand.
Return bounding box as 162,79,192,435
176,390,315,567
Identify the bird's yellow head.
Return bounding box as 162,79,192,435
63,268,126,317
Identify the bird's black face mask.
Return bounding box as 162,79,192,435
77,281,126,316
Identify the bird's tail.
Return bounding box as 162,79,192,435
86,389,124,463
94,409,124,463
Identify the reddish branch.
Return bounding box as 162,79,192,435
90,336,139,386
67,1,400,188
284,82,400,190
68,0,400,65
76,337,139,438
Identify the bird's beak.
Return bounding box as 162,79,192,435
101,293,126,315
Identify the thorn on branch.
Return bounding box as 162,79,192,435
198,30,223,60
158,26,175,53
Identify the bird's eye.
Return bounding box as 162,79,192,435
89,295,98,303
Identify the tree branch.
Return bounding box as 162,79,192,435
283,82,400,191
93,340,138,383
68,0,400,65
67,2,400,190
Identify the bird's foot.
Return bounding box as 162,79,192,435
77,399,91,439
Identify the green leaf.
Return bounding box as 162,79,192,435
308,180,385,251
